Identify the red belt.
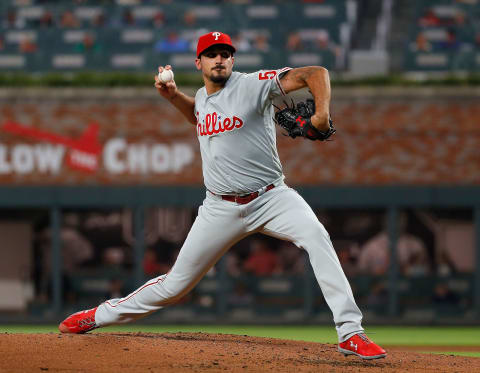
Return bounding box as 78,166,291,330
212,184,275,205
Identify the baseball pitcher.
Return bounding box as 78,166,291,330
59,31,386,360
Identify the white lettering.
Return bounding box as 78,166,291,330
128,144,148,174
104,138,126,174
104,140,194,174
150,144,170,173
12,144,34,174
0,141,195,176
0,145,11,173
34,145,65,174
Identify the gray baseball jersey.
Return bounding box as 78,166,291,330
194,68,291,195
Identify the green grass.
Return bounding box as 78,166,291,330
1,325,480,348
422,351,480,358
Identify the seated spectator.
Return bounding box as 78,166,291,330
286,31,304,51
60,10,80,28
36,223,94,302
143,248,170,276
253,34,269,52
419,9,441,27
40,10,54,28
122,9,136,26
358,232,388,275
228,281,254,307
232,32,252,52
106,278,125,299
103,246,127,269
226,252,242,277
195,293,215,308
18,35,37,53
358,214,429,276
412,32,432,52
4,9,25,29
92,13,106,27
337,247,358,278
403,251,430,277
453,10,466,26
154,32,189,53
61,226,95,271
74,32,102,53
243,239,277,276
436,249,457,277
274,241,305,275
432,283,459,306
358,231,429,276
313,31,340,59
183,10,196,27
314,30,330,50
437,28,460,50
152,11,165,28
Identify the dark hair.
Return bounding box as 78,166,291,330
200,44,235,58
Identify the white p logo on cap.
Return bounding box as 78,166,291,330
212,32,221,40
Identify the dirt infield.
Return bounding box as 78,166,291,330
0,332,479,372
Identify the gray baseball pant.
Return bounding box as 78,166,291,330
95,182,364,342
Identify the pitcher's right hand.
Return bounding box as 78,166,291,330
154,65,178,100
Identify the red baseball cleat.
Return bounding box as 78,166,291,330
58,307,98,334
338,333,386,360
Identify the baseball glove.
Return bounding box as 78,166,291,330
274,98,336,141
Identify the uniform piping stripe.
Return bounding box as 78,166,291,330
276,67,292,96
105,271,170,308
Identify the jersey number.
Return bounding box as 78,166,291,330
258,71,277,80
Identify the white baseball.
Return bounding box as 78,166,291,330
158,69,174,83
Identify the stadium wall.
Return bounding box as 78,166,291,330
1,86,479,185
0,86,479,323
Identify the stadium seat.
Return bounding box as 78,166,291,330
0,0,349,72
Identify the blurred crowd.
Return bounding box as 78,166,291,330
411,4,480,52
26,207,473,312
0,1,340,64
2,7,164,30
3,0,327,5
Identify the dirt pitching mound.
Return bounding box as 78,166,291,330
0,332,478,372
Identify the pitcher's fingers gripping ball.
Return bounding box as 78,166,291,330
155,65,174,85
158,68,174,83
154,65,177,100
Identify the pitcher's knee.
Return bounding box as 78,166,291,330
303,220,330,241
156,278,193,306
298,222,333,252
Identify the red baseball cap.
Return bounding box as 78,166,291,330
196,31,236,58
